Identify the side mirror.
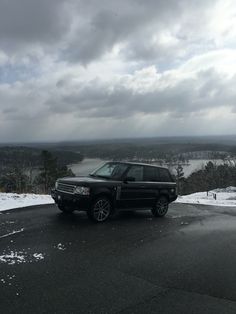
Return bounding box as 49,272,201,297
124,176,135,182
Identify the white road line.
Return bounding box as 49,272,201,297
0,228,24,239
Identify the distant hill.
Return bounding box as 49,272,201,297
1,134,236,147
1,135,236,161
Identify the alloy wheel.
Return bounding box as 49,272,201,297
93,198,111,222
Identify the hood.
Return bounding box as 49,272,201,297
57,175,109,185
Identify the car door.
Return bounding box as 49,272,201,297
143,166,160,206
119,165,151,209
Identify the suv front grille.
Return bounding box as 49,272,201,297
57,183,75,194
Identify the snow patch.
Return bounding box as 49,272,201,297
56,243,66,250
0,252,25,265
33,253,44,260
0,193,54,212
176,186,236,207
0,250,45,265
0,228,24,239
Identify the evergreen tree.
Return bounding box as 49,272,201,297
175,164,184,194
0,170,29,193
35,150,57,193
35,150,74,193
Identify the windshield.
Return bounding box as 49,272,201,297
90,162,129,180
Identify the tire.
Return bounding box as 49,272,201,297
58,204,75,214
87,196,112,223
152,196,169,217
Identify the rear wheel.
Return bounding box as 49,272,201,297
57,204,75,214
87,196,112,222
152,196,169,217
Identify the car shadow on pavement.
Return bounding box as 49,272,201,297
53,209,170,228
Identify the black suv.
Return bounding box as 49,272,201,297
51,162,177,222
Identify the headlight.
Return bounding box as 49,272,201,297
55,181,59,189
74,186,90,195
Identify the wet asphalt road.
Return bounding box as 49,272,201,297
0,203,236,314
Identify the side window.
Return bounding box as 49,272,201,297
158,168,172,182
126,166,144,181
144,167,159,181
111,164,129,179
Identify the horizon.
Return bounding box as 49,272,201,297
0,134,236,146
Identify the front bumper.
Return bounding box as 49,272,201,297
51,189,90,210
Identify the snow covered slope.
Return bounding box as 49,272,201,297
176,187,236,207
0,193,54,212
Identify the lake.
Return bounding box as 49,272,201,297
69,158,225,177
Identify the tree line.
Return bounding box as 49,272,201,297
177,160,236,195
0,150,77,194
57,142,234,161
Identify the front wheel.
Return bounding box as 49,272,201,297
152,196,169,217
58,204,75,214
87,197,112,222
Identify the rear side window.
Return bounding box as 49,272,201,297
144,166,159,181
126,165,144,181
158,168,172,182
144,166,172,182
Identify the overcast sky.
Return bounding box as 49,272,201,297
0,0,236,142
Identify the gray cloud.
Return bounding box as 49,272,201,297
1,67,235,124
0,0,70,54
0,0,215,64
65,0,183,64
28,68,236,120
64,0,216,64
0,0,236,142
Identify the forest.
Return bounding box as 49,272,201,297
177,160,236,195
0,147,83,194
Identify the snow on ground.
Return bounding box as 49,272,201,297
0,193,54,212
1,187,236,212
176,186,236,207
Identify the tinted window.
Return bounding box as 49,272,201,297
126,165,144,181
158,168,172,182
144,166,159,181
144,166,172,182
